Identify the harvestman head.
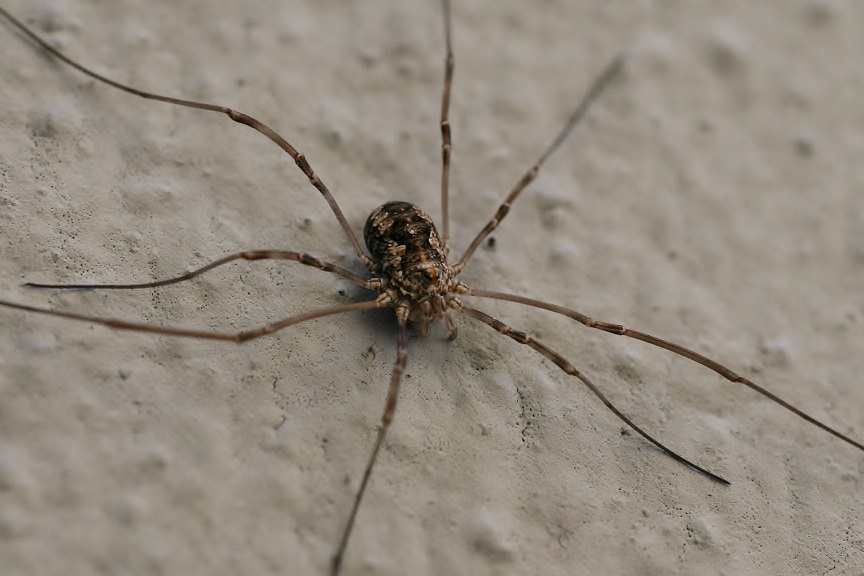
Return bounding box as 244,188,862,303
1,2,862,575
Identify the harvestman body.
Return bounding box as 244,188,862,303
1,2,862,575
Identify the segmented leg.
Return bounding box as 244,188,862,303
454,54,626,273
25,250,375,291
0,295,391,343
0,6,370,266
465,289,864,453
331,303,410,576
439,0,454,250
453,300,730,485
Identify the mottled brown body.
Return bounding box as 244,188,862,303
364,201,457,333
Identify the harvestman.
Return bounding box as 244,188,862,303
1,2,862,575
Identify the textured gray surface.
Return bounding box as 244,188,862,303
1,1,863,575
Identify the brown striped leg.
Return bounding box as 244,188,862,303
453,55,625,273
332,303,410,576
465,288,864,453
453,300,730,485
0,295,390,343
25,250,375,291
0,6,370,267
439,0,455,250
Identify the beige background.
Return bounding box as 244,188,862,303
1,1,863,575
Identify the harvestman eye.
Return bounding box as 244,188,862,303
0,2,861,575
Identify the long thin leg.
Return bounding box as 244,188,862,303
25,250,375,291
0,7,371,267
439,0,454,250
453,300,730,485
453,54,625,273
0,295,390,343
467,288,864,453
331,303,409,576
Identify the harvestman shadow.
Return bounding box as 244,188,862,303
0,2,862,575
